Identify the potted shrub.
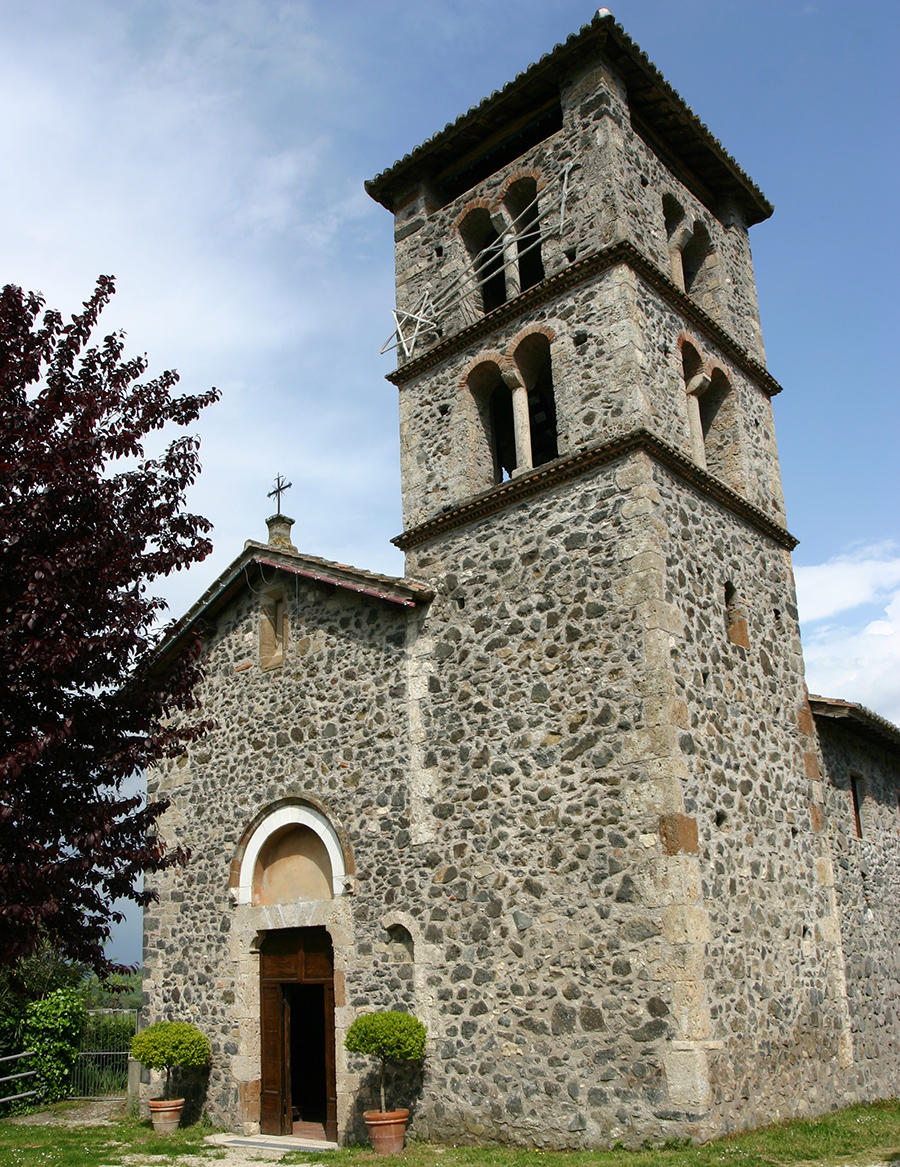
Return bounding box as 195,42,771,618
130,1020,211,1133
344,1010,427,1154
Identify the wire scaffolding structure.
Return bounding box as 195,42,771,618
381,167,573,359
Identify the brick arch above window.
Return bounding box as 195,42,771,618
452,195,495,231
677,332,710,376
506,323,557,359
459,349,511,386
498,167,546,203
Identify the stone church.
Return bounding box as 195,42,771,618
141,11,900,1148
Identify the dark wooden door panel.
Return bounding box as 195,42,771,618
324,982,338,1142
282,990,292,1134
260,984,285,1135
260,927,336,1140
304,949,333,979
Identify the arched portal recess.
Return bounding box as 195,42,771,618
236,803,347,905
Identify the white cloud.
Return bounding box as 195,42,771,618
796,546,900,726
794,545,900,621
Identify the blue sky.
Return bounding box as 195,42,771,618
1,1,897,964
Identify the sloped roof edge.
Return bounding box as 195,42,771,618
366,12,772,224
810,695,900,756
154,542,433,668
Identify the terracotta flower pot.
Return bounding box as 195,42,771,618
148,1097,185,1134
363,1108,409,1154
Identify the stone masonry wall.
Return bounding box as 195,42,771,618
143,575,419,1136
397,447,854,1146
397,269,783,533
404,455,682,1147
650,465,855,1130
816,720,900,1102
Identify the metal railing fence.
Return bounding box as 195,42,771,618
71,1009,137,1100
0,1050,40,1105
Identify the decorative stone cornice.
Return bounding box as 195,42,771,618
386,240,782,398
392,427,798,553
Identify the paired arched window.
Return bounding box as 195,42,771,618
682,342,742,490
663,196,718,305
467,335,558,487
459,183,545,316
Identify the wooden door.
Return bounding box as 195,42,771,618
323,981,337,1142
259,928,336,1140
259,983,290,1134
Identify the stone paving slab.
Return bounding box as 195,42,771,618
207,1130,337,1152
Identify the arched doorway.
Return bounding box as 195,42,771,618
259,927,337,1141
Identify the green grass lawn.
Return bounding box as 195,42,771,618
0,1100,897,1167
0,1105,220,1166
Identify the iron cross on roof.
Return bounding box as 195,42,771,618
268,473,292,514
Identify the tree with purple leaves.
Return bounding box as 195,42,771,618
0,277,218,974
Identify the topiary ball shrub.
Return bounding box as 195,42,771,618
131,1021,210,1100
344,1010,426,1114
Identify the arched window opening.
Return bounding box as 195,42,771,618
460,208,506,314
252,824,334,906
663,193,685,238
504,179,544,292
514,334,558,467
681,221,713,296
468,362,517,484
699,370,741,488
724,581,750,648
849,775,863,838
663,195,688,290
489,382,517,481
681,341,702,384
681,341,709,469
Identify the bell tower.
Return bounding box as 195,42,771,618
366,11,852,1148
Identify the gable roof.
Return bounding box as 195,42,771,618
155,540,433,668
366,11,772,225
810,695,900,756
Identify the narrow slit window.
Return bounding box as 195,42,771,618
849,775,863,839
260,592,287,669
274,599,285,655
724,581,750,648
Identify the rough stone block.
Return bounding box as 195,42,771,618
663,1048,711,1111
659,814,699,856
